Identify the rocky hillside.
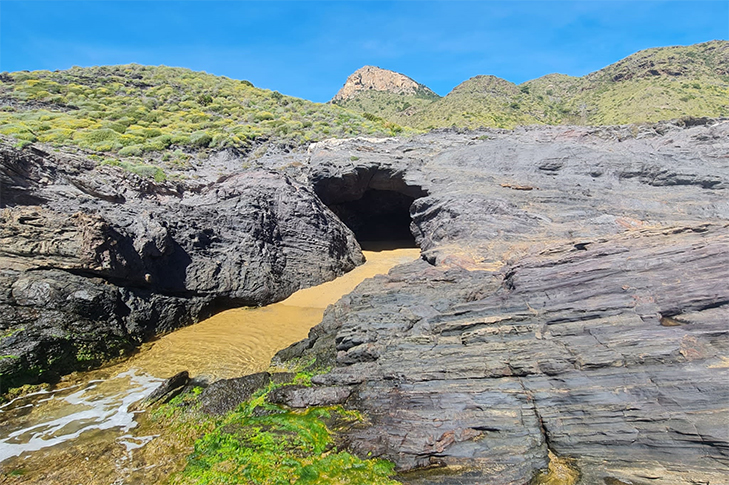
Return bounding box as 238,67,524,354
2,113,728,484
337,40,729,128
331,66,440,123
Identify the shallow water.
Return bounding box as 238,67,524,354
0,248,419,480
125,247,419,381
0,371,162,463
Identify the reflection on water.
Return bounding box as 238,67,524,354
0,248,419,478
0,370,162,462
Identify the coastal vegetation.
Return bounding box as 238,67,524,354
1,41,726,178
0,64,406,165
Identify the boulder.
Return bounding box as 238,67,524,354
199,372,272,415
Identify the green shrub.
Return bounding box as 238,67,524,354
76,128,119,145
118,145,144,157
254,111,275,122
190,131,212,148
0,64,409,160
144,134,173,151
125,162,165,181
211,133,230,148
197,94,213,106
362,112,383,122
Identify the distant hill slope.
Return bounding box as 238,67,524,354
0,64,406,165
2,41,726,169
336,40,729,129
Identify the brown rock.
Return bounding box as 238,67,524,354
331,66,436,102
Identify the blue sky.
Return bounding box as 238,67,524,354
1,1,727,102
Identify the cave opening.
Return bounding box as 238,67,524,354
312,167,427,250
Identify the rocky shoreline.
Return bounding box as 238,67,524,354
2,118,728,483
0,141,362,390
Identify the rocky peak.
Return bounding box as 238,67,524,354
331,66,436,102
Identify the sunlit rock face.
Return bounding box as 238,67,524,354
331,65,437,102
2,116,729,484
273,119,729,485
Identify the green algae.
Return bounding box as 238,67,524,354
150,371,400,485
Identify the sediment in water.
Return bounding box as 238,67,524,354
0,248,420,483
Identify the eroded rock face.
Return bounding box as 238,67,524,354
277,226,729,485
0,141,363,391
3,118,729,483
270,119,729,484
331,66,437,102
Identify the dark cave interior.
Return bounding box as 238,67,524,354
312,167,427,249
328,189,417,247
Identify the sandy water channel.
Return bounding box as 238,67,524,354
0,248,420,480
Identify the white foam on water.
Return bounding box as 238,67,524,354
116,433,158,453
0,370,162,462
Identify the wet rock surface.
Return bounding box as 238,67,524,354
143,370,190,407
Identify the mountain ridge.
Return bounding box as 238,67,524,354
0,40,727,171
335,40,729,128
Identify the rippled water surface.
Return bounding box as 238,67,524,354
0,248,419,481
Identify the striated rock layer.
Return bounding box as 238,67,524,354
271,118,729,484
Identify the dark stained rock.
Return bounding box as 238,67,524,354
0,138,363,391
199,372,271,415
0,268,136,390
143,370,189,407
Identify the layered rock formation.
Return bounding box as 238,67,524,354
331,65,437,102
0,141,363,390
270,118,729,484
2,116,728,484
